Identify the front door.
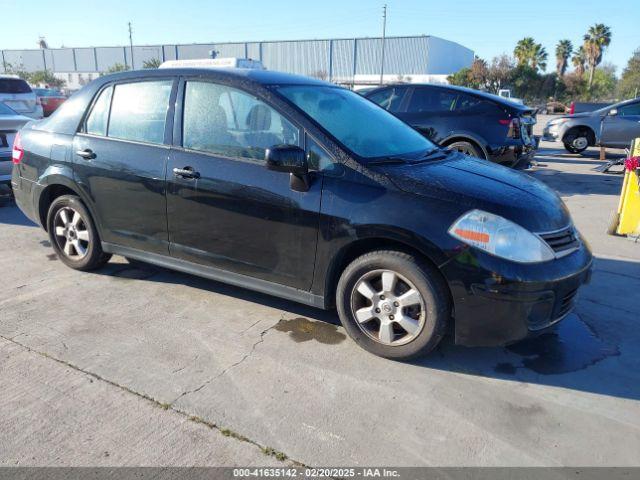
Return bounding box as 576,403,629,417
73,79,175,254
600,101,640,148
166,79,321,290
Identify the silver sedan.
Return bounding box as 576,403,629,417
0,103,31,188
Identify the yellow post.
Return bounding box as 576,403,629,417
616,139,640,236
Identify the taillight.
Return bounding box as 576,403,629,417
12,132,24,164
498,119,511,125
505,117,521,139
569,102,575,115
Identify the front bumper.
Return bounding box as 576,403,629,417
441,242,593,347
542,125,561,142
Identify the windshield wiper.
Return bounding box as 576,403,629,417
367,157,410,166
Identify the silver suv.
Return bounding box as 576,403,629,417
0,75,43,120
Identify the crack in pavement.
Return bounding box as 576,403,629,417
0,331,298,466
170,322,278,406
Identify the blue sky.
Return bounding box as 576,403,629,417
3,0,638,73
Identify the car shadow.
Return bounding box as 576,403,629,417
93,254,639,402
0,199,37,227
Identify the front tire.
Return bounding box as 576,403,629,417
336,250,450,360
563,135,589,154
47,195,111,271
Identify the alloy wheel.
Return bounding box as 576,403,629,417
350,269,426,346
53,207,90,259
572,136,588,151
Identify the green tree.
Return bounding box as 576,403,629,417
447,58,489,90
3,62,30,80
583,23,612,90
617,48,640,99
142,58,162,69
572,46,587,76
105,63,130,74
514,37,536,66
27,70,66,89
514,37,547,72
555,40,573,76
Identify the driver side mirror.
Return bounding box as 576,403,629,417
608,108,618,116
265,145,308,175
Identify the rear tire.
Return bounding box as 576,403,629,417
446,141,484,159
336,250,450,360
47,195,111,271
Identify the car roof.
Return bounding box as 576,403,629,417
99,67,332,87
366,83,530,108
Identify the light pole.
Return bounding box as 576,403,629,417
128,22,134,69
380,4,387,86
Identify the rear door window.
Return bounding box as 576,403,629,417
407,88,458,113
107,80,173,144
0,78,32,94
454,93,496,114
367,87,406,112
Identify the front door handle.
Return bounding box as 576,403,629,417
173,166,200,179
76,148,96,160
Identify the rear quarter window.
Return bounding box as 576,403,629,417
367,87,406,112
0,78,32,94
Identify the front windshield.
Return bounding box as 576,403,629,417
277,85,436,160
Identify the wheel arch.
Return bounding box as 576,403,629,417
561,125,597,146
323,236,452,311
440,133,488,159
37,176,101,234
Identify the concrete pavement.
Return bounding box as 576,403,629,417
0,142,638,466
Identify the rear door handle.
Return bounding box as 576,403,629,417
173,167,200,179
76,149,96,159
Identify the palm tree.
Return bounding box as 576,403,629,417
555,40,573,76
572,46,587,76
514,37,536,66
514,37,547,72
531,44,548,71
583,23,612,89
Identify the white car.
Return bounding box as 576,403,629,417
0,102,31,187
0,75,43,120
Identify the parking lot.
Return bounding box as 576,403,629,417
1,125,639,466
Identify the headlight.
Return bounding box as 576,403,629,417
448,209,555,263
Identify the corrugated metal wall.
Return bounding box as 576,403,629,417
0,35,473,80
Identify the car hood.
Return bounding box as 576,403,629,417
378,155,571,233
553,111,596,121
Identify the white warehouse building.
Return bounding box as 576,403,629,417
0,35,474,91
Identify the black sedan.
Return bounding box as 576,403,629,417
364,83,538,167
11,68,590,359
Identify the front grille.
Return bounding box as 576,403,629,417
539,226,580,257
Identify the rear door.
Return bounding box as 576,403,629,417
73,78,176,254
165,78,321,290
396,86,459,143
600,101,640,148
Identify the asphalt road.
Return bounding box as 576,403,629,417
0,141,638,466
